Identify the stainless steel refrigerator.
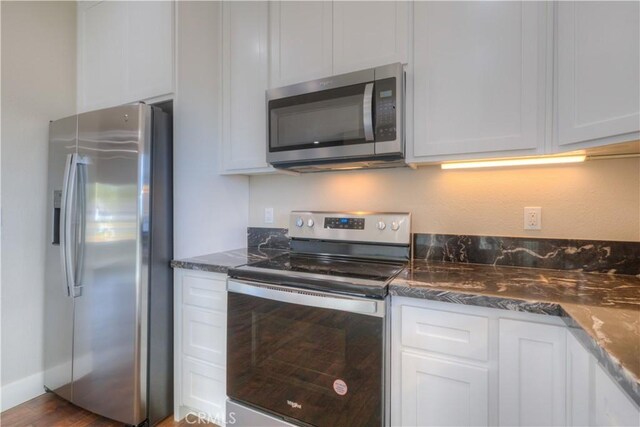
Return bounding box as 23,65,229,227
44,103,173,426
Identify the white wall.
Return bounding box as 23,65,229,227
173,1,249,258
250,157,640,241
1,1,77,410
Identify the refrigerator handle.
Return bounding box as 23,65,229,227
74,157,88,292
59,153,75,296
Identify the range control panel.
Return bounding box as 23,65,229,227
324,217,365,230
289,211,411,245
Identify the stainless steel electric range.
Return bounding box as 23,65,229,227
226,211,411,427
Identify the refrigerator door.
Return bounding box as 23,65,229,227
71,104,151,425
44,115,78,401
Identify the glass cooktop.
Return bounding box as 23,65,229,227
228,253,406,298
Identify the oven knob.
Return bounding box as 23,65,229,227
295,218,304,227
307,219,315,228
377,221,386,230
391,221,400,231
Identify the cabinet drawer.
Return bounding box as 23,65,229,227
401,305,489,361
182,306,226,365
182,357,226,419
182,273,227,312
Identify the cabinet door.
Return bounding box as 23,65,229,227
78,1,174,112
222,1,271,172
566,332,592,427
594,362,640,427
77,1,126,112
333,1,408,74
499,319,566,426
181,357,226,421
125,1,174,102
412,1,546,161
556,1,640,149
401,352,488,426
269,1,332,87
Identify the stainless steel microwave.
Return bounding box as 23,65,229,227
266,63,405,172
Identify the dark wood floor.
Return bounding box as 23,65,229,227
0,392,217,427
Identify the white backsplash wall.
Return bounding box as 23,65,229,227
1,1,77,409
249,157,640,241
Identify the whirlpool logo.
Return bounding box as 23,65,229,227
287,400,302,409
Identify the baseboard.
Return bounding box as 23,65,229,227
0,371,45,411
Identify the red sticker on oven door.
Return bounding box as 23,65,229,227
333,379,348,396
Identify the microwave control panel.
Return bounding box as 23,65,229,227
374,77,397,142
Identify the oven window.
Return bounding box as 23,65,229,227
269,83,370,152
227,291,383,427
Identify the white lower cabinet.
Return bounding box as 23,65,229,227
393,298,500,427
401,352,488,426
174,269,227,424
566,331,592,426
565,330,640,427
594,362,640,427
182,306,226,365
498,319,567,426
392,297,639,427
181,357,226,420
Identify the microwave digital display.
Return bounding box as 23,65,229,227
324,217,365,230
380,90,393,98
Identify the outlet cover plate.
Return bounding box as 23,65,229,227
524,207,542,230
264,207,274,224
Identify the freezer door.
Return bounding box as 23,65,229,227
44,115,77,400
72,104,151,425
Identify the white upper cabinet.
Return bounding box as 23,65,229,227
125,1,174,104
333,1,409,74
555,1,640,149
221,1,272,173
77,1,126,112
77,1,174,112
411,1,547,161
269,1,408,87
269,1,333,88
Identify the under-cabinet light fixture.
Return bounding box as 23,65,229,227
441,155,587,170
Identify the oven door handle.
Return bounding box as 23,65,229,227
227,280,383,317
363,82,375,141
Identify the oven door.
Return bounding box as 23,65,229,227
227,280,385,427
267,75,376,165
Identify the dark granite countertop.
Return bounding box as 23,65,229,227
390,260,640,405
171,247,639,405
170,247,286,273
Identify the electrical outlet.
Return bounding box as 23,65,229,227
524,207,542,230
264,207,274,224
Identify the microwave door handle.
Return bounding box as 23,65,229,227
363,83,375,141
